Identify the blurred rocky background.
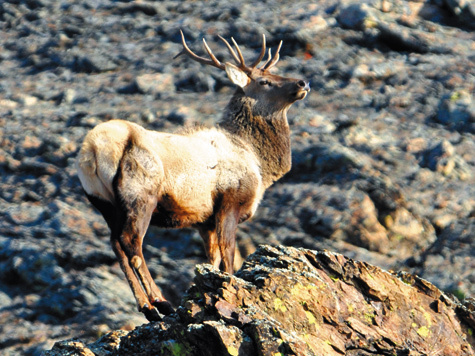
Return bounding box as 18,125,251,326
0,0,474,355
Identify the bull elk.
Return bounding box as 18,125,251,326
76,30,310,321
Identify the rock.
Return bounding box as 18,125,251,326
175,69,217,93
114,2,159,16
164,107,192,125
291,142,368,177
376,22,430,53
0,236,66,290
421,139,472,179
72,53,118,73
442,0,475,29
417,218,475,302
43,339,96,356
337,1,438,53
42,245,475,356
252,175,436,261
437,90,475,132
134,73,175,95
17,94,39,106
42,332,129,356
337,3,378,30
6,202,48,225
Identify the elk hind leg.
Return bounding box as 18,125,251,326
110,232,161,321
117,195,174,319
85,193,154,316
129,243,174,316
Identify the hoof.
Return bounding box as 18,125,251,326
152,300,175,316
140,304,161,322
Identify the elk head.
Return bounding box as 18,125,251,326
175,30,310,115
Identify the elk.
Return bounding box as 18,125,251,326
76,30,310,321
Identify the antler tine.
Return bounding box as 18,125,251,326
231,37,246,68
175,30,282,72
249,34,267,69
202,38,225,69
174,30,225,70
262,40,282,71
259,48,273,70
217,35,242,67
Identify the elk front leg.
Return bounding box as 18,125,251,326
199,225,221,269
216,208,240,274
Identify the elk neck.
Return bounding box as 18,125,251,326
219,90,292,188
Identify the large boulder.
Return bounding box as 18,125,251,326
43,245,475,356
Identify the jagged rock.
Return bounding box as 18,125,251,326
43,245,475,356
42,331,127,356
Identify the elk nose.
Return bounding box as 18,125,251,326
297,80,310,91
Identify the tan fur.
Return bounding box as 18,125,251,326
78,120,263,226
76,33,309,321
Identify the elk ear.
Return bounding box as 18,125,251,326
225,63,250,88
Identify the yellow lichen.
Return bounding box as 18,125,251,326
290,284,306,296
450,91,461,102
423,311,433,328
273,298,287,313
227,346,239,356
417,326,430,338
305,310,316,325
290,284,318,296
363,18,378,28
364,312,375,325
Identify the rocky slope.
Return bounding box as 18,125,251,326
0,0,474,355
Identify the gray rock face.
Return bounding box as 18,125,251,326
0,0,474,355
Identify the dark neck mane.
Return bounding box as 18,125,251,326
219,90,291,188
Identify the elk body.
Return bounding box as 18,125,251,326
76,31,310,321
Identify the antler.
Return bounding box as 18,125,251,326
175,30,282,73
260,40,282,71
174,30,225,70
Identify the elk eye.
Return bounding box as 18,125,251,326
259,79,271,86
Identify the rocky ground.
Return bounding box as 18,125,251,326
0,0,474,355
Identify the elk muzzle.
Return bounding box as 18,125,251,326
295,80,311,100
